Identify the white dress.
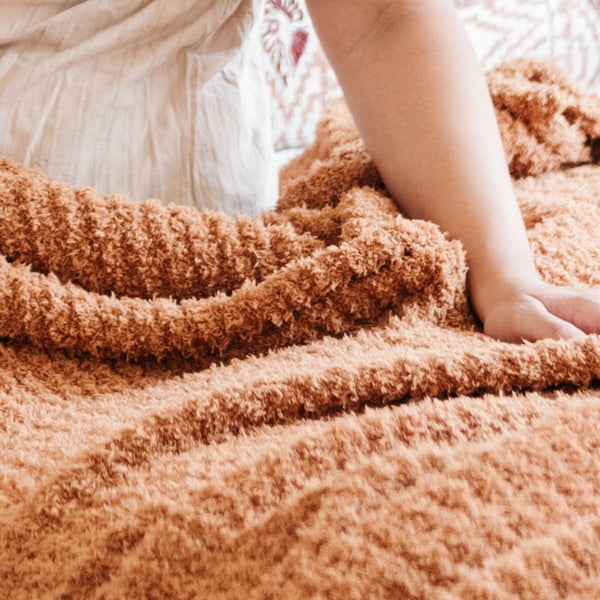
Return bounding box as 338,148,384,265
0,0,276,215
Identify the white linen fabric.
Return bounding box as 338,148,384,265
0,0,276,215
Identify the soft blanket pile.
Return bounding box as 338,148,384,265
2,58,600,599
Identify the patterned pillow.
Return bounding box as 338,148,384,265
261,0,600,151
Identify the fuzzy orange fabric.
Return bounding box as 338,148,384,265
2,58,600,599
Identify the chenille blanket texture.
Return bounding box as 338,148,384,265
2,58,600,599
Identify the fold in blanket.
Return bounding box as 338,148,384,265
0,61,598,377
2,58,600,598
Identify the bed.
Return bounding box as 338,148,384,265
2,3,600,599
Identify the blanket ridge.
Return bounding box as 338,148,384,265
0,60,599,369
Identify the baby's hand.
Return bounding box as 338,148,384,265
482,282,600,343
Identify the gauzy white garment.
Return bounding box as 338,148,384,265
0,0,277,216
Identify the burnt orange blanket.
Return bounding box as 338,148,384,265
2,59,600,599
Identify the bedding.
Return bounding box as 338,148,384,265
2,58,600,598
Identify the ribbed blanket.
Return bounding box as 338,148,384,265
2,58,600,599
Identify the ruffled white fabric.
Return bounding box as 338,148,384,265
0,0,276,215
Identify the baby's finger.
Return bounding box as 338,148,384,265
533,287,600,335
484,294,586,343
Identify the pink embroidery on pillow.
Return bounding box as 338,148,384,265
262,0,309,83
292,29,309,65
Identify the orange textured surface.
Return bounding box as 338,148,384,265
2,59,600,598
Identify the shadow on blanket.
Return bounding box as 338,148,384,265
2,58,600,598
